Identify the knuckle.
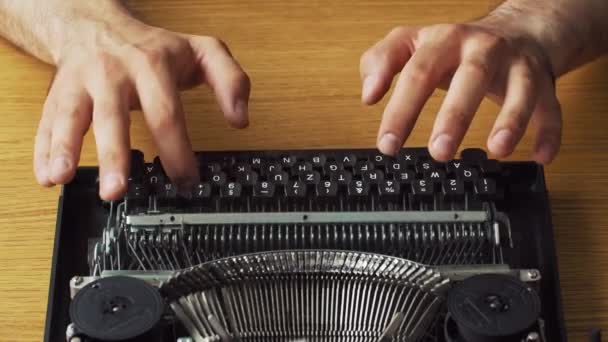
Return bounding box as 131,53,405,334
94,52,122,74
444,106,470,127
503,115,529,136
519,62,537,84
141,48,169,69
406,62,433,84
92,53,130,86
63,106,84,122
479,33,507,52
463,56,492,76
99,149,122,166
437,23,467,40
149,101,179,130
368,46,394,68
519,54,545,79
205,36,229,52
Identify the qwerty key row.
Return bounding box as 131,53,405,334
124,148,502,203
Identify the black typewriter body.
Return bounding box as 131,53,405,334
43,148,566,342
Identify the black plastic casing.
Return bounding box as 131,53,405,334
43,149,567,342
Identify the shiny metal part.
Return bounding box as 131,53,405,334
126,211,489,226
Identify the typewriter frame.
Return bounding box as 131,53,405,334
43,151,568,342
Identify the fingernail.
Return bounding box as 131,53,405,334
51,156,71,178
431,134,455,159
234,99,249,127
103,173,124,194
362,75,377,102
378,133,401,156
36,166,52,186
235,99,248,114
491,129,515,151
534,141,557,164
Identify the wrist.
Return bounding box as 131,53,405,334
472,2,581,77
41,1,146,65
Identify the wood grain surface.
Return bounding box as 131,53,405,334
0,1,606,341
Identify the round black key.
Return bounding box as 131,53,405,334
209,172,227,186
348,180,369,196
353,161,374,175
286,180,306,197
316,181,338,196
253,181,275,197
192,183,211,199
362,170,384,184
280,155,297,167
379,180,400,196
311,154,327,167
293,162,313,173
263,162,282,175
269,171,289,185
221,182,242,198
330,170,352,185
338,154,357,167
324,161,343,173
300,171,321,184
236,171,258,185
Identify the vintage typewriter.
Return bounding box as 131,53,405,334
43,147,569,342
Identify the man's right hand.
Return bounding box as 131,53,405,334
24,1,251,200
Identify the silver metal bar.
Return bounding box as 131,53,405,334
437,265,542,282
126,210,489,226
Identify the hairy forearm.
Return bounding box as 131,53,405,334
0,0,135,65
478,0,608,77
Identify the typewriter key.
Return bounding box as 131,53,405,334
447,273,541,342
69,276,164,341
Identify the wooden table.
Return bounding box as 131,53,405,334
0,1,606,341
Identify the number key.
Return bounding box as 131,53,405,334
316,181,338,197
193,183,211,199
253,181,275,197
348,180,370,196
475,178,496,197
442,179,464,198
412,179,434,197
285,180,306,197
379,180,400,196
220,182,242,198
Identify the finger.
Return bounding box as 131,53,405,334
487,60,537,157
377,46,457,156
34,117,53,186
48,88,92,184
429,56,498,161
531,84,562,164
91,81,131,201
189,36,251,128
135,61,199,188
360,27,416,104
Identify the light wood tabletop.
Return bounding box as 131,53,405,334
0,1,606,341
